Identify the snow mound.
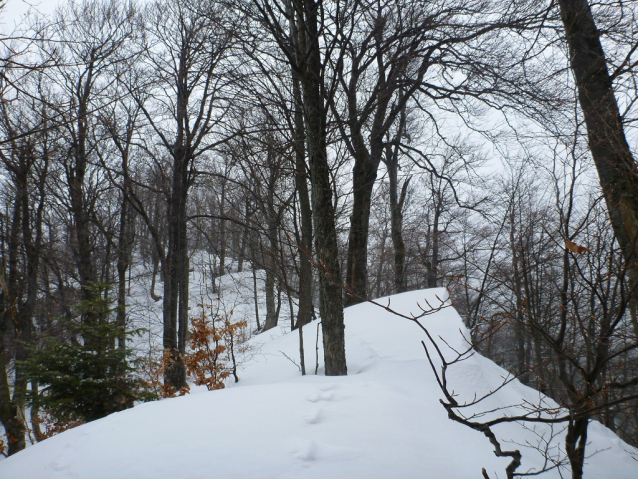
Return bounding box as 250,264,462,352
1,289,636,478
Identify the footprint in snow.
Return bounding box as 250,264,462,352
294,438,316,461
293,439,362,463
302,407,323,425
306,390,334,403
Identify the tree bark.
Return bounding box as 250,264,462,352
565,416,589,479
163,144,189,390
557,0,638,266
0,195,26,455
384,105,410,294
67,56,99,340
345,151,381,304
427,208,441,288
116,147,131,350
298,0,347,375
262,151,282,332
291,12,314,330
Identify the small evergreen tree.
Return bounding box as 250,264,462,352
25,286,154,424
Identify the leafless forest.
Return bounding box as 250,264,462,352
1,1,637,477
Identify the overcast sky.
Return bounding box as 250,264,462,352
1,0,61,34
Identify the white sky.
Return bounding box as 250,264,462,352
1,0,61,34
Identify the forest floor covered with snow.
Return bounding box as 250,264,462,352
1,284,636,478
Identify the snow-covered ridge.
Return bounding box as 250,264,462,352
0,289,635,478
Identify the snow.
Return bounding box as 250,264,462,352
1,287,636,478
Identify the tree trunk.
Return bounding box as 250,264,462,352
0,275,26,457
557,0,638,267
298,0,346,375
0,193,26,453
565,416,589,479
262,162,281,332
345,154,380,305
163,144,189,390
252,261,261,331
263,266,278,331
218,176,227,278
290,16,313,329
67,67,99,340
427,209,440,288
0,360,25,455
509,211,527,380
385,101,409,294
116,172,130,349
386,141,410,294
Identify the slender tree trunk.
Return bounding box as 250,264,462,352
373,228,387,298
13,165,33,407
427,209,440,288
387,147,410,294
0,345,25,455
385,101,409,294
30,380,44,443
238,197,251,273
68,74,99,340
299,325,306,375
262,179,280,331
263,267,278,331
509,212,527,379
290,15,313,329
252,260,261,331
0,206,26,454
0,187,27,452
565,416,589,479
218,177,227,277
116,175,130,349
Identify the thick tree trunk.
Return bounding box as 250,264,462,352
163,210,179,388
345,156,379,305
298,0,346,375
163,146,189,390
161,37,195,391
557,0,638,265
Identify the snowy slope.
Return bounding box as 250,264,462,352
1,289,636,478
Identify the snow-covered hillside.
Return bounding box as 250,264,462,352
0,289,636,478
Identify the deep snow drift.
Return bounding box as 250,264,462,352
1,288,636,478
